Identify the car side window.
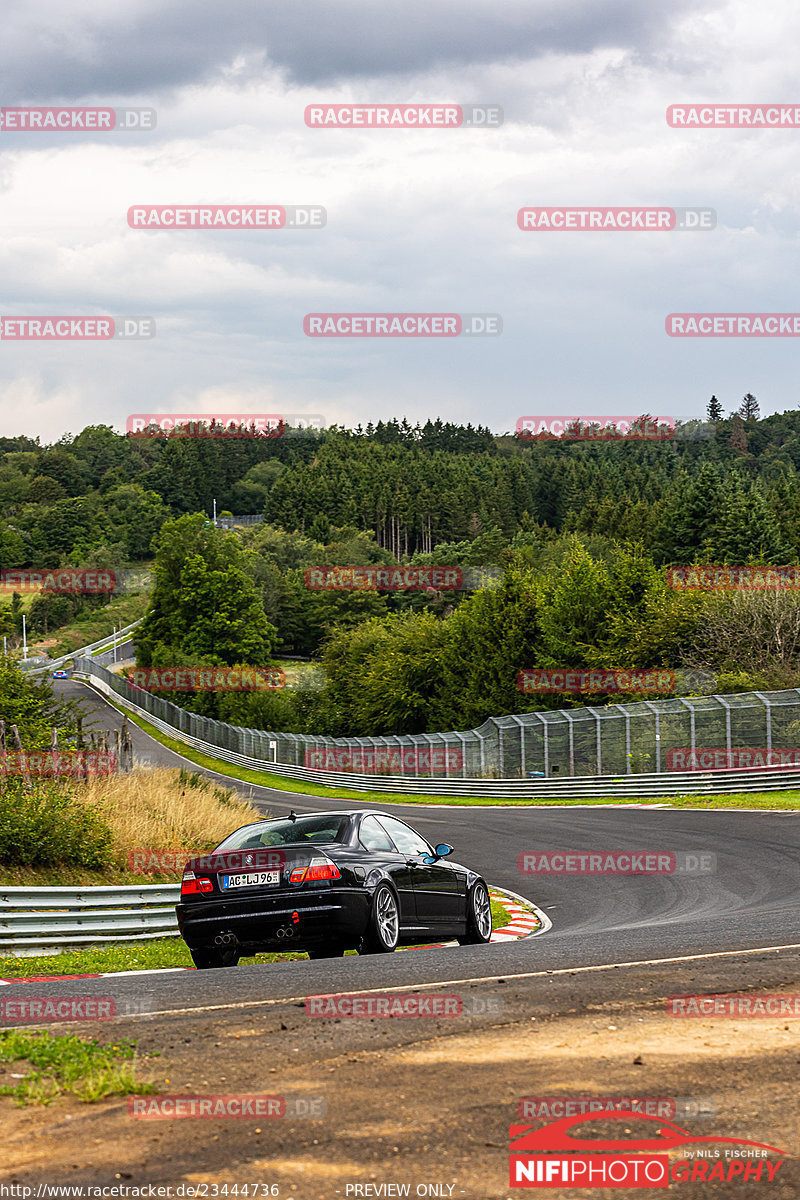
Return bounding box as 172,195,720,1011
377,816,432,857
359,815,398,853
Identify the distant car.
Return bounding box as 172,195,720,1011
176,809,493,968
52,669,68,679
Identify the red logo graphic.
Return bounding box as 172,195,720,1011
668,993,800,1018
666,565,800,590
516,415,675,441
304,566,463,591
667,747,800,771
518,669,676,695
0,569,116,594
509,1113,785,1188
129,667,285,692
304,747,462,774
667,313,800,337
667,104,800,127
0,996,115,1022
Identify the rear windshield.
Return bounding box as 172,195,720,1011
216,815,350,850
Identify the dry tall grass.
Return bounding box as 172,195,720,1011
80,767,260,868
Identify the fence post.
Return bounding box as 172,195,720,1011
510,715,526,777
121,717,133,772
716,696,732,761
585,708,602,775
10,725,31,791
753,692,772,757
477,730,486,776
641,701,662,773
456,731,468,778
677,698,696,768
562,710,575,776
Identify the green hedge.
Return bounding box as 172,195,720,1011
0,780,114,869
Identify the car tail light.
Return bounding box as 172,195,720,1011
181,868,213,896
289,858,341,883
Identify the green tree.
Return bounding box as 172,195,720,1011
137,514,277,666
739,393,760,421
728,413,748,455
707,395,723,422
709,482,790,563
0,659,80,746
650,465,725,563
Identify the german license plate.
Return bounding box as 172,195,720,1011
222,870,280,889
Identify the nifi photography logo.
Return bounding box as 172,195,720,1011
509,1112,785,1188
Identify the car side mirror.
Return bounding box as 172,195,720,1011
423,843,454,863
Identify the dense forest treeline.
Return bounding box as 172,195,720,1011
4,401,800,736
3,404,800,570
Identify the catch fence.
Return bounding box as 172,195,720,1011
73,658,800,781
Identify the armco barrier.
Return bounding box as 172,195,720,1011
24,619,143,675
0,884,180,957
73,659,800,798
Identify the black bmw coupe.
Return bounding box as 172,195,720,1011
176,809,493,968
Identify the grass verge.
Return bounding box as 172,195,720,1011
0,767,260,887
0,1029,156,1105
0,898,513,980
665,791,800,809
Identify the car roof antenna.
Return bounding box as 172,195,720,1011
288,810,297,822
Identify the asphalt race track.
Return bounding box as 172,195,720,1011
36,676,800,1015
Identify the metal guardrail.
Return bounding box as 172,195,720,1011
0,884,180,957
73,664,800,799
25,619,143,675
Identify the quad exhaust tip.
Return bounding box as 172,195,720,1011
214,931,238,947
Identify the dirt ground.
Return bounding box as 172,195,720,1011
1,966,798,1200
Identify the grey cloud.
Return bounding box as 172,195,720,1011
4,0,703,101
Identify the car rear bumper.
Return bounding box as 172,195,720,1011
176,887,370,951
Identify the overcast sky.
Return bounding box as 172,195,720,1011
1,0,799,441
